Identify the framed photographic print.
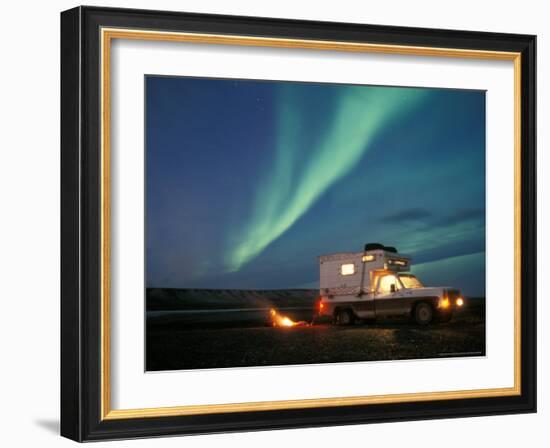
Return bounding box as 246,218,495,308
60,6,536,441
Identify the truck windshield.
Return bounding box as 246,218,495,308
399,274,423,289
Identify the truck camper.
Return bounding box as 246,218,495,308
317,243,464,325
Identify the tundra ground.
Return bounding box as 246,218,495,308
146,299,485,371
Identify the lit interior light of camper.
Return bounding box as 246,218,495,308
362,254,375,262
439,298,450,309
341,263,355,275
388,259,408,266
456,297,464,307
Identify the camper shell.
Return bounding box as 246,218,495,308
317,243,464,325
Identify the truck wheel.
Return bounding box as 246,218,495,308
414,303,433,325
336,309,354,326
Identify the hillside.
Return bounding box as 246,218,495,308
146,288,318,311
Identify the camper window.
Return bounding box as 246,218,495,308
378,274,400,293
340,263,355,276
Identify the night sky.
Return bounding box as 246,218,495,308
146,76,486,297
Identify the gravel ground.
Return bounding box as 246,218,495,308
146,304,485,371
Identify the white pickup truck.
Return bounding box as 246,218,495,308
316,243,464,325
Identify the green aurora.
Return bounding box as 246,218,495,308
225,84,428,272
145,76,486,296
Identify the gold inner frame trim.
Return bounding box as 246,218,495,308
100,27,522,420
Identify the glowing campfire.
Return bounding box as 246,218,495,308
269,308,308,327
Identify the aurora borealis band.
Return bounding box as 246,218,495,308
226,84,428,272
146,76,486,296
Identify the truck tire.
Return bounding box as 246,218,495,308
414,302,433,325
336,309,355,326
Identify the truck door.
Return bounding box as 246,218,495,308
374,274,405,317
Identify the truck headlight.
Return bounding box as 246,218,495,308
456,297,464,307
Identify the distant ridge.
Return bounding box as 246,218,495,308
146,288,318,311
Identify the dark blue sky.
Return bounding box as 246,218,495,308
146,76,486,296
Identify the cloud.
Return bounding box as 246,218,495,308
381,207,483,228
380,208,432,223
433,207,485,227
385,207,485,265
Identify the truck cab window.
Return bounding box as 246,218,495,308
399,274,424,289
378,275,400,293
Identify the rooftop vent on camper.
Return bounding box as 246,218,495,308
363,243,398,253
364,243,385,251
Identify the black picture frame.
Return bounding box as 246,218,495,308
61,5,536,442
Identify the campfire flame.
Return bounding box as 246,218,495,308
269,308,308,327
